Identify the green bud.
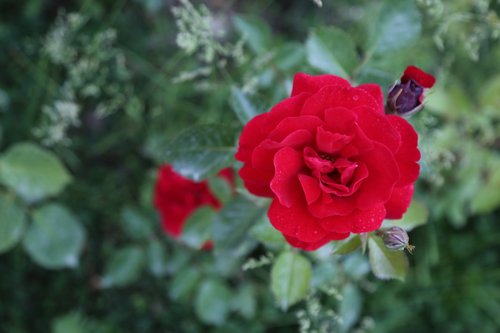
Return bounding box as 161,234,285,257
378,227,415,254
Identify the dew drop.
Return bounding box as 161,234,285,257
352,95,359,101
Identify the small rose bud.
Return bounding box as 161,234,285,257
386,65,435,117
378,227,415,254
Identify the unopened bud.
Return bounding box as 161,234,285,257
386,65,435,117
378,227,415,254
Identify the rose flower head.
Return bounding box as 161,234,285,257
235,73,421,251
386,65,436,116
153,164,233,247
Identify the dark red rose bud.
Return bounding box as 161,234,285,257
386,66,435,116
378,226,415,254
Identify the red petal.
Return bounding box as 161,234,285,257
352,142,399,209
401,65,436,88
270,147,304,207
269,115,323,142
387,115,420,186
291,72,350,97
236,93,309,162
354,106,401,152
268,199,328,242
316,126,353,154
239,164,273,197
308,191,356,217
301,85,379,118
283,233,348,251
385,185,414,219
357,83,384,112
298,174,321,205
319,204,386,234
323,107,357,133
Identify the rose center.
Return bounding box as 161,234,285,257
303,147,362,197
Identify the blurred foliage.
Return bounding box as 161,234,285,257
0,0,499,332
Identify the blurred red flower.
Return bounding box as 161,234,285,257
236,73,420,251
153,164,233,243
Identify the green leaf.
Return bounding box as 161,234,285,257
169,267,201,301
147,240,169,277
208,174,233,204
383,200,429,231
344,252,371,280
164,124,237,181
332,235,361,255
213,196,264,258
234,15,272,53
121,206,154,240
100,246,145,288
231,285,257,319
194,279,232,325
339,283,363,332
471,167,500,214
23,204,85,269
480,74,500,110
274,42,306,71
230,87,259,125
51,312,89,333
249,215,286,249
368,235,408,281
368,0,421,55
0,142,72,203
271,251,312,310
0,193,27,253
180,206,215,248
306,27,357,77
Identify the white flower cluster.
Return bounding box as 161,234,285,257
418,0,500,61
34,101,80,146
35,12,133,146
172,0,245,65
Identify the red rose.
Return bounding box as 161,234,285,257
153,164,233,241
235,73,420,251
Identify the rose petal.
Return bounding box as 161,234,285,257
401,65,436,88
387,115,420,186
308,191,356,217
323,107,357,133
268,199,327,242
298,174,321,205
301,85,379,119
236,93,309,162
354,106,401,152
319,204,386,234
316,126,354,154
283,233,348,251
385,185,414,219
269,116,323,142
357,83,384,112
270,147,305,207
291,72,350,97
353,142,399,209
239,164,274,197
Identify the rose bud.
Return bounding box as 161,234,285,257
386,65,436,116
378,226,415,254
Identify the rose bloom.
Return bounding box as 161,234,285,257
153,164,233,242
235,73,421,251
